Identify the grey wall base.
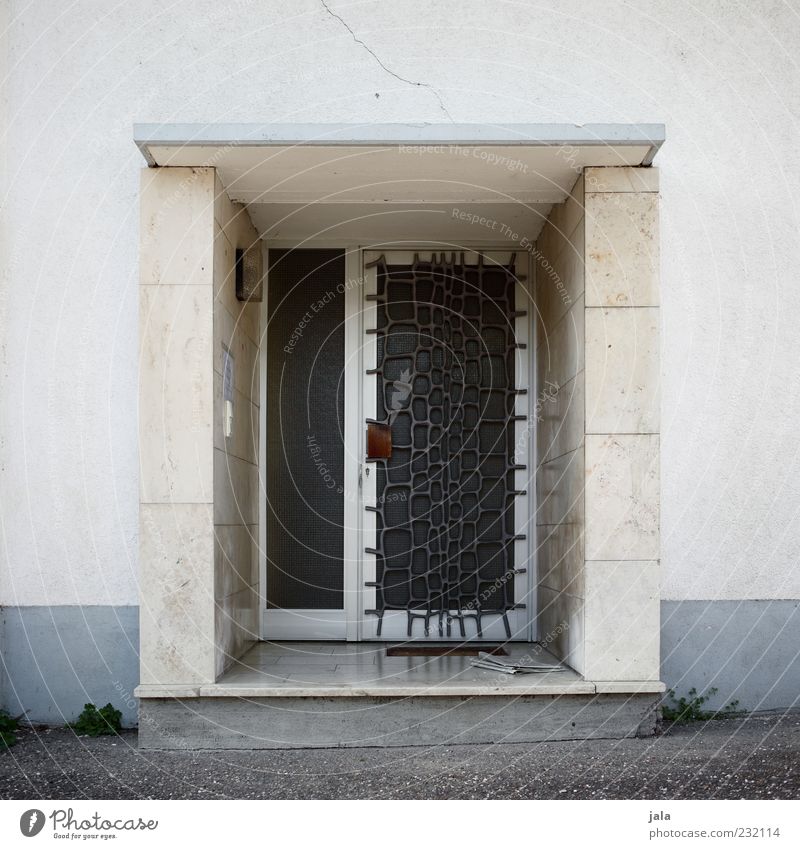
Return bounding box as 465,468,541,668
661,600,800,712
0,606,139,726
138,694,660,749
2,600,798,732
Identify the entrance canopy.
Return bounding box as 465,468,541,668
134,123,664,242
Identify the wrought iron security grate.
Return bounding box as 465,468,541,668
365,253,527,639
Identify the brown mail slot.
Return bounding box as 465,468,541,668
366,422,392,459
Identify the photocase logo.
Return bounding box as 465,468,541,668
15,807,160,837
19,809,45,837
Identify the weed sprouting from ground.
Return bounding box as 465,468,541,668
662,687,741,724
0,710,19,748
70,703,122,737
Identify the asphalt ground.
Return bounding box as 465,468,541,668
1,713,797,800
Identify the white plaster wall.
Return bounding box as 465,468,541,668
2,0,800,606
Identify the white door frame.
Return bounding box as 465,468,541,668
260,243,536,643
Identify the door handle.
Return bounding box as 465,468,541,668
366,421,392,460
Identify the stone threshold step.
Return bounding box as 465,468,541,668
138,692,663,749
135,680,665,699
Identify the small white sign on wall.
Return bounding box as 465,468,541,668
222,345,235,402
222,345,234,437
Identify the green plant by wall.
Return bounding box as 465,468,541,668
0,710,20,748
70,703,122,737
662,687,741,724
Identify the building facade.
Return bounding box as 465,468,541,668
1,1,798,743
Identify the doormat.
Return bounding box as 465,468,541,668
386,645,508,657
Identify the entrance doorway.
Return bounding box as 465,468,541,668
261,247,533,642
136,133,665,740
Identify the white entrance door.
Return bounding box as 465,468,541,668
261,247,533,642
359,250,532,642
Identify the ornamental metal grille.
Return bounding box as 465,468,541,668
365,253,527,638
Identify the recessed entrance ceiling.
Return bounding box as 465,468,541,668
245,202,551,242
134,123,664,241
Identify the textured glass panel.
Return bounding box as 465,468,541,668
266,249,345,609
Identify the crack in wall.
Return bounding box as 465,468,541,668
319,0,454,122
